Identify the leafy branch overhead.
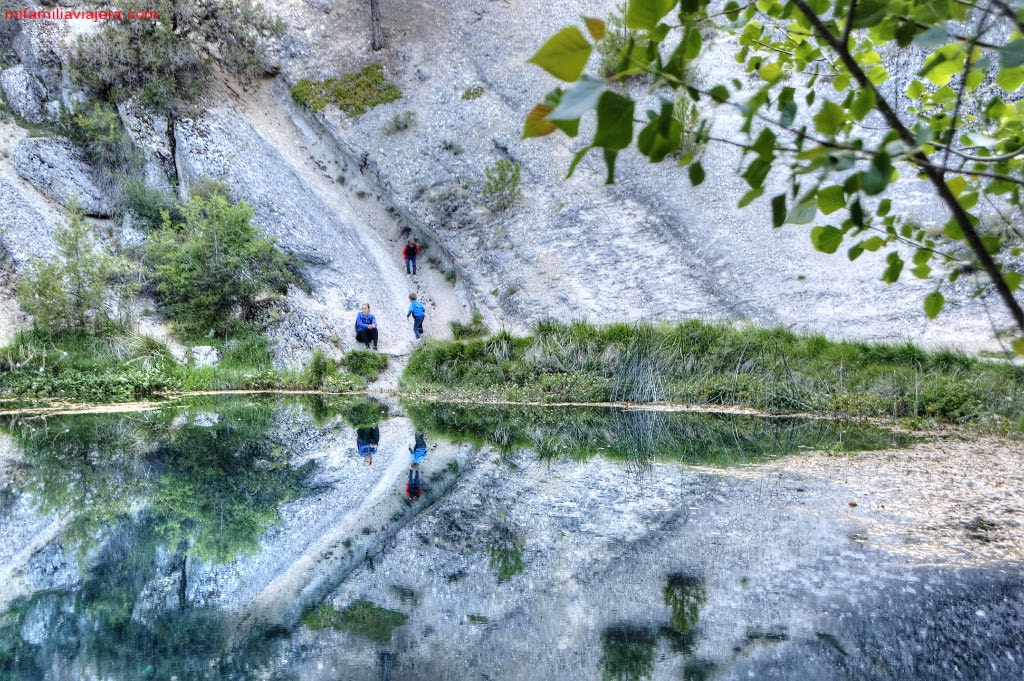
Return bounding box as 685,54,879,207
524,0,1024,349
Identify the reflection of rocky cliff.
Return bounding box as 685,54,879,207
0,1,1012,357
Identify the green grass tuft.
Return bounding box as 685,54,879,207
340,350,389,382
291,64,401,115
301,600,408,644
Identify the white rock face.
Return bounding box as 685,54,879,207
190,345,222,367
0,65,46,124
0,177,58,269
117,96,175,190
13,136,116,217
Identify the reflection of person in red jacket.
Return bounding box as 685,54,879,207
405,463,422,499
402,239,419,275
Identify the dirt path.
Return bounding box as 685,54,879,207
226,77,469,346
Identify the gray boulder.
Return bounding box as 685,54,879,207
190,346,222,367
0,177,58,269
0,65,46,124
13,136,116,217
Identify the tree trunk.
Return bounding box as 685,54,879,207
370,0,384,50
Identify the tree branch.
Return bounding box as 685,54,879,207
791,0,1024,334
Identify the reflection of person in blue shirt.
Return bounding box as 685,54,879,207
406,432,428,499
357,426,379,466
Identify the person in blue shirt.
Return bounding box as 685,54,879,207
407,293,426,340
406,432,428,499
355,302,378,350
356,425,379,466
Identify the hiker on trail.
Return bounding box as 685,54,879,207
405,432,428,499
357,425,379,466
407,292,426,340
403,239,419,275
355,302,378,351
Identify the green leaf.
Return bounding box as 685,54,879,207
637,100,682,162
813,101,845,136
942,218,964,240
543,89,580,136
1000,39,1024,68
742,158,772,189
817,185,846,214
867,65,889,85
914,26,950,49
911,264,931,278
771,193,787,228
684,25,703,59
528,27,592,82
848,242,864,260
862,236,885,251
851,0,889,29
863,152,893,195
593,91,635,150
738,186,765,207
780,99,797,126
881,251,904,283
786,199,817,225
626,0,677,30
924,291,945,319
752,128,777,161
548,76,605,119
584,17,606,41
850,198,864,228
1005,271,1022,291
810,225,843,253
688,160,705,186
523,104,558,139
996,66,1024,92
851,88,876,120
1013,337,1024,356
905,80,925,99
921,57,962,87
602,148,618,184
566,145,593,178
758,62,783,84
877,199,891,216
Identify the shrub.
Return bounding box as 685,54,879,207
68,0,284,112
121,177,180,230
57,101,141,174
441,139,465,155
301,600,407,644
451,312,489,340
340,350,389,382
444,268,457,285
383,109,415,133
290,64,401,115
596,3,636,77
143,185,301,338
462,85,484,100
18,205,133,335
481,159,522,212
304,349,337,388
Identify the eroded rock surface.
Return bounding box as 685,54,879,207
13,136,115,217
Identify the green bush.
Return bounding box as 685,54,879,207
290,64,401,115
143,185,301,339
451,312,489,340
340,350,389,382
481,159,522,212
68,0,284,111
18,205,134,335
462,85,484,100
121,177,180,230
304,349,337,388
57,101,141,174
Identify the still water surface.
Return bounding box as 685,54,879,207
0,396,1019,680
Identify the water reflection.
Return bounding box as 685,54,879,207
0,396,1018,681
404,401,913,465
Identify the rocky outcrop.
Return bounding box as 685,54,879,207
0,177,58,269
13,136,115,217
0,65,46,124
10,8,98,107
174,108,416,356
117,97,175,190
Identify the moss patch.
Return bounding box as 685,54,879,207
291,64,401,115
301,600,408,644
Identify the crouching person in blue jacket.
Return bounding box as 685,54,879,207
407,293,425,340
355,302,378,350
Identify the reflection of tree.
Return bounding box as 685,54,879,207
599,625,657,681
664,574,707,638
0,398,317,679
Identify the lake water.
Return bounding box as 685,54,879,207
0,396,1020,680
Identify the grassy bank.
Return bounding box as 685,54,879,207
401,320,1024,431
0,330,372,402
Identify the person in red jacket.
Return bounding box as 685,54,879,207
402,239,419,275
